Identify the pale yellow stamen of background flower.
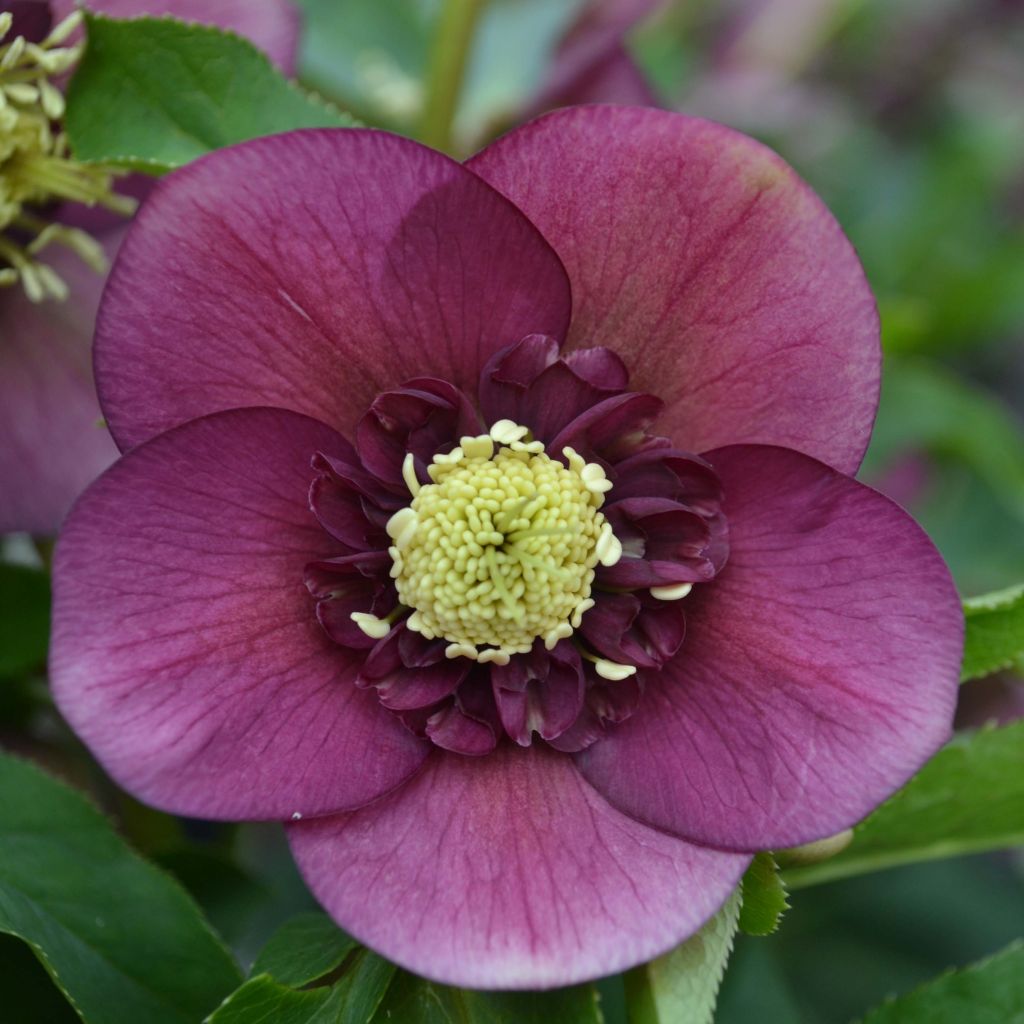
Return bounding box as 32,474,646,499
0,11,136,301
355,423,631,669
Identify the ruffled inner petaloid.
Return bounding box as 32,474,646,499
306,335,728,754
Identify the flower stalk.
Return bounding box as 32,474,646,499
418,0,486,154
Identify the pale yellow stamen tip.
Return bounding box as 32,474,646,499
650,582,693,601
477,648,511,665
562,446,585,473
489,419,528,445
595,522,622,567
570,598,594,628
543,622,574,650
1,13,134,300
350,612,393,640
594,659,637,681
510,438,544,454
460,433,494,459
44,11,83,48
385,506,418,549
580,462,613,495
401,452,421,496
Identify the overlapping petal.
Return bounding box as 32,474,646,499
95,129,572,451
50,407,429,820
49,0,301,74
576,444,963,850
0,238,120,534
288,743,748,989
468,106,880,474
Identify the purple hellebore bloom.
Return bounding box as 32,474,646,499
50,107,963,988
530,0,664,113
0,0,299,534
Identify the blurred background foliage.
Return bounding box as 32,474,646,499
2,1,1023,1021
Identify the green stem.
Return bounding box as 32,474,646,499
418,0,486,154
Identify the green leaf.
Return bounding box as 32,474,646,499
738,854,790,937
211,951,394,1024
962,584,1024,681
623,889,741,1024
0,752,241,1024
206,975,336,1024
251,912,359,987
332,950,396,1024
155,845,272,946
0,564,50,677
371,970,603,1023
66,14,356,174
785,722,1024,888
857,941,1024,1023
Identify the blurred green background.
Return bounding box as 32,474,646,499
3,1,1023,1021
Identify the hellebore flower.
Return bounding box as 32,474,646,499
50,107,963,988
0,0,299,533
529,0,664,114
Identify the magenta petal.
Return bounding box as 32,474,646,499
469,107,880,474
308,471,384,551
377,663,467,712
96,129,571,451
478,335,629,442
580,592,684,670
50,0,301,74
492,642,585,744
577,444,963,850
360,631,470,712
601,498,719,587
308,556,392,650
355,379,479,492
0,241,119,534
425,702,497,756
287,744,748,988
51,407,429,820
549,392,664,465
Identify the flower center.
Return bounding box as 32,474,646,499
356,420,624,666
0,10,136,301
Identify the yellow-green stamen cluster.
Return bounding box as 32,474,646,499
0,11,135,301
355,420,633,674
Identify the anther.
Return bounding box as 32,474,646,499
460,434,494,459
595,522,622,567
401,452,421,496
385,507,418,549
350,612,393,640
489,419,528,445
650,582,693,601
594,658,637,681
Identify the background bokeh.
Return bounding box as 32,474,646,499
2,1,1022,1021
